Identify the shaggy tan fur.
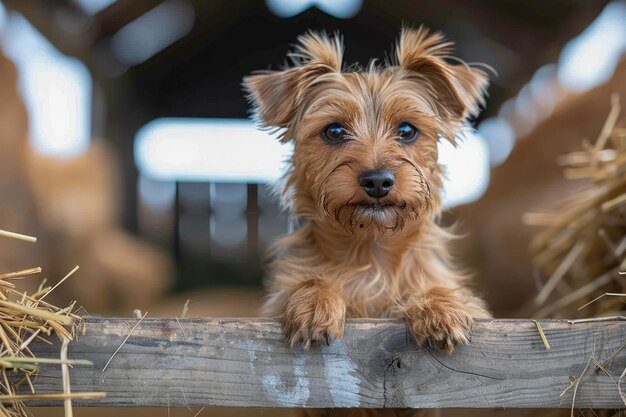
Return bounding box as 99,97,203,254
244,27,491,355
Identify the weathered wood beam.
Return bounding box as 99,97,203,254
24,318,626,409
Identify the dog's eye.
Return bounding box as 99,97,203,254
322,123,348,144
396,122,419,143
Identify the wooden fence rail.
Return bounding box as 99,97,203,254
23,318,626,409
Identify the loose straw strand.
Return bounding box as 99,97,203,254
39,266,80,301
61,338,72,417
0,230,36,243
102,312,147,372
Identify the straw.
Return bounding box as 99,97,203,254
0,231,103,416
0,229,36,243
528,95,626,319
527,95,626,417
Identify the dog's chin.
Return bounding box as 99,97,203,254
334,203,416,237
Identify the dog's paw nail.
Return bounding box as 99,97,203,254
445,335,455,351
426,338,434,349
324,332,332,346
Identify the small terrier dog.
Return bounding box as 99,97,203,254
244,27,491,353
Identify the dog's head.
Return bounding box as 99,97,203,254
244,27,489,238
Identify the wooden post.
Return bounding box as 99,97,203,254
24,318,626,409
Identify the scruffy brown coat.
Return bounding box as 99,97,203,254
244,27,491,353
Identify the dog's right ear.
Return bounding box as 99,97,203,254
243,31,343,134
243,67,304,131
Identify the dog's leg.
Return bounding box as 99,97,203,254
403,286,490,353
280,278,346,349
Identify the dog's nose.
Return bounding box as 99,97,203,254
358,170,395,198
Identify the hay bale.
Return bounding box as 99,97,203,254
452,58,626,317
0,229,104,417
526,95,626,319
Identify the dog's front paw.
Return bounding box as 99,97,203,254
405,287,488,353
282,280,346,349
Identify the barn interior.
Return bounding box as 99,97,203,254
0,0,624,415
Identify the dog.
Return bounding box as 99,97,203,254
243,27,491,353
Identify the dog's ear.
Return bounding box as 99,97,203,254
243,67,304,130
243,31,343,132
395,26,488,120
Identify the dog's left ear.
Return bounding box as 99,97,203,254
243,32,343,136
395,26,489,120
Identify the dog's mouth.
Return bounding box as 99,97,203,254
355,200,409,212
320,196,421,236
348,202,407,232
357,203,395,211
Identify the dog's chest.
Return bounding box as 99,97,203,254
340,261,402,317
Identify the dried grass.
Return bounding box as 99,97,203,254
526,94,626,319
526,94,626,417
0,229,104,416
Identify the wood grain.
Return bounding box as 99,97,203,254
23,318,626,408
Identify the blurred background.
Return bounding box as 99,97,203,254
1,0,625,316
1,0,625,312
1,0,626,416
